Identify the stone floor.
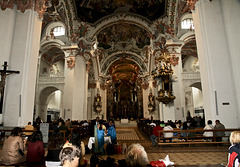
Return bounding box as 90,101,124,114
83,125,229,166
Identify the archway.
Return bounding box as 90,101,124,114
181,39,202,120
37,86,62,122
106,58,143,121
47,90,61,122
190,82,204,122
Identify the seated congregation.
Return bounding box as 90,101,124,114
0,116,239,167
138,118,229,146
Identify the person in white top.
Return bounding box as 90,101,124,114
163,123,173,143
203,120,214,141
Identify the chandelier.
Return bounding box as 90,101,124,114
151,51,175,104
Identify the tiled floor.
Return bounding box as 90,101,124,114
83,125,229,166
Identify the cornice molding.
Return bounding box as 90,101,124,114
0,0,47,19
186,0,213,10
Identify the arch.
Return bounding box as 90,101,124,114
89,13,154,38
100,51,147,75
189,82,202,91
42,21,67,39
36,86,63,122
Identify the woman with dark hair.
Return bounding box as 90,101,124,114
69,129,87,167
46,132,64,160
94,120,107,154
1,127,26,165
26,130,45,165
180,122,189,139
107,120,117,144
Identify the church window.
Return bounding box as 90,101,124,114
53,26,65,36
181,18,194,30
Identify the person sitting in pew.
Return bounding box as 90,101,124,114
163,123,173,143
203,120,214,142
26,130,45,165
1,127,26,165
150,122,163,146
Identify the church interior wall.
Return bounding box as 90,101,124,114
221,0,240,123
62,57,74,120
172,67,184,122
192,87,203,110
2,8,42,127
193,0,239,128
162,103,175,122
47,90,61,110
71,56,88,121
0,8,15,63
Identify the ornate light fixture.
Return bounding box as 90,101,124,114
152,51,175,104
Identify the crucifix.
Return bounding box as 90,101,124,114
0,61,20,114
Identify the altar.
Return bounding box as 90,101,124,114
121,118,129,123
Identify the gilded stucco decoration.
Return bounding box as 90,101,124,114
0,0,48,19
66,57,75,69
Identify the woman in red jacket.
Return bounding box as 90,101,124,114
26,130,45,165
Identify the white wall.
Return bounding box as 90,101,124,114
193,0,240,128
192,87,203,109
48,90,61,110
1,8,42,127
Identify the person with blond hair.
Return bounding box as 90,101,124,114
125,143,149,167
227,131,240,167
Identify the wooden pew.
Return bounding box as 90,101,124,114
157,128,238,146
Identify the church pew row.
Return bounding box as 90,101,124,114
0,124,92,143
156,129,238,146
137,122,239,146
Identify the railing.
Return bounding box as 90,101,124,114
182,72,201,80
38,75,65,84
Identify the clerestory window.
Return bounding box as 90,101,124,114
53,26,65,36
181,18,194,30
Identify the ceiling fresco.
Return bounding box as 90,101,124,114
74,0,167,23
97,23,150,49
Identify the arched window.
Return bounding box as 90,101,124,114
53,26,65,36
181,18,194,30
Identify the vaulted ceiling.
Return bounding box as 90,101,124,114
73,0,167,23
